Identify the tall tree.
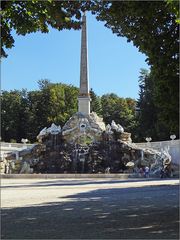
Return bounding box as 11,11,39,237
95,1,179,140
136,69,158,141
90,88,102,116
1,90,30,142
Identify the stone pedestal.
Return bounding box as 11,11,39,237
78,96,91,115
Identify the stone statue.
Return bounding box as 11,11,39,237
117,124,124,133
111,120,118,130
105,124,113,134
37,123,61,142
47,123,61,135
110,120,124,133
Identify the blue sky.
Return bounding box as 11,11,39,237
1,13,149,100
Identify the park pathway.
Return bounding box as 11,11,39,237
1,178,179,239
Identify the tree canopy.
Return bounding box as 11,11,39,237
90,88,102,116
1,0,95,57
136,69,158,141
1,1,179,141
1,80,137,143
101,93,136,134
1,1,179,58
1,80,79,142
95,1,179,140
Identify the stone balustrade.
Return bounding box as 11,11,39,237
0,142,34,160
135,139,180,165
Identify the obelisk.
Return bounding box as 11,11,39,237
78,13,91,115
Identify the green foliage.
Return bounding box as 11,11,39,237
136,69,157,141
2,0,179,58
101,93,136,134
166,0,180,23
95,1,178,61
1,80,78,142
1,80,137,143
1,90,26,142
95,1,179,141
1,0,95,57
1,1,179,141
136,68,179,141
90,88,102,116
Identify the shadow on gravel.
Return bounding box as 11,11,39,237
0,178,176,189
1,185,179,239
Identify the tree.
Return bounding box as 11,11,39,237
64,84,78,118
95,1,178,65
136,69,158,141
1,80,79,142
1,0,95,57
27,89,48,141
125,97,138,137
95,1,179,140
101,93,119,124
27,80,79,141
101,93,136,135
1,90,30,142
2,1,179,140
48,82,78,125
166,0,180,23
90,88,102,116
18,89,32,141
136,68,179,141
2,0,179,58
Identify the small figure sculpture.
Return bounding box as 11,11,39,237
105,124,113,134
110,120,124,133
47,123,61,135
111,120,118,130
117,124,124,133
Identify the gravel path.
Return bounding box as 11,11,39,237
1,178,179,239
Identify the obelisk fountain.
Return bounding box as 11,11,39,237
78,13,91,115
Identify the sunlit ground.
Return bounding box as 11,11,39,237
1,178,179,239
